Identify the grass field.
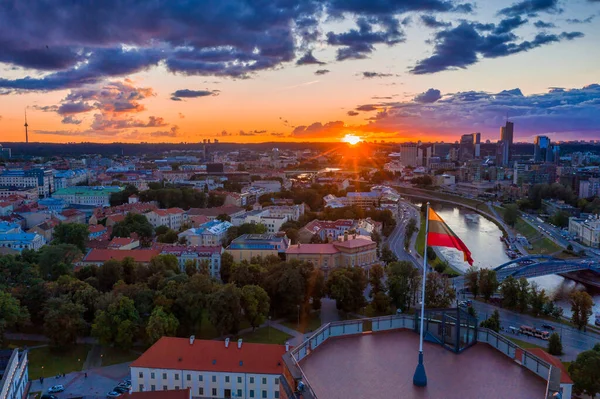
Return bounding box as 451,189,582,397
236,327,292,345
99,346,140,367
506,337,547,350
27,344,91,380
281,312,321,333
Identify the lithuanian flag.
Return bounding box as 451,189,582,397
427,208,474,265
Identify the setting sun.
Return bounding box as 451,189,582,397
342,134,362,145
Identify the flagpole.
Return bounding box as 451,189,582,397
413,202,429,387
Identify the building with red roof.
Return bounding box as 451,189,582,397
108,236,140,250
121,388,190,399
79,248,160,266
130,337,287,399
527,348,573,398
286,236,378,277
147,208,186,230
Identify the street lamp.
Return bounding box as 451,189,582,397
268,316,272,340
297,305,300,327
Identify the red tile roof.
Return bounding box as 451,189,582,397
122,388,190,399
107,214,126,223
286,243,339,255
526,349,573,384
187,206,244,217
130,337,286,375
83,249,160,263
88,225,107,233
333,237,375,249
108,237,137,247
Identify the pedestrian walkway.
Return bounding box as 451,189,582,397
82,344,102,370
5,332,97,344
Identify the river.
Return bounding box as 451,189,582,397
419,202,600,324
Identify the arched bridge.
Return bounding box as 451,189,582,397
454,257,600,289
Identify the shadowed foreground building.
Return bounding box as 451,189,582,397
282,309,566,399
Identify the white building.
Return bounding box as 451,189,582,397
0,349,29,399
0,168,54,197
159,246,223,279
263,203,305,221
130,337,287,399
579,178,600,198
52,186,123,207
147,208,186,230
569,215,600,247
231,210,288,234
178,220,232,246
250,180,282,194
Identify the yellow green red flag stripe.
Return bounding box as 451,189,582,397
427,208,474,265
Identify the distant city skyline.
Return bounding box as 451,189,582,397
0,0,599,143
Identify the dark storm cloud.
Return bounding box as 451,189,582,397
314,69,330,75
296,51,325,65
410,20,583,74
362,72,394,78
420,15,452,28
170,89,219,101
413,88,442,103
326,16,405,61
534,20,556,28
57,101,94,115
0,0,579,89
354,84,600,139
566,16,595,24
498,0,562,17
61,116,82,125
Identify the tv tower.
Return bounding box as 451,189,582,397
24,108,29,144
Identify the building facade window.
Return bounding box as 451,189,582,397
225,376,230,383
151,385,155,391
139,385,144,391
163,373,167,380
262,378,267,385
250,377,254,384
275,391,280,399
199,388,204,395
174,374,179,380
262,390,267,398
237,389,243,397
139,372,143,378
163,386,167,391
187,374,191,381
212,388,217,396
250,390,255,398
237,377,242,384
150,373,155,379
199,375,203,382
212,375,216,383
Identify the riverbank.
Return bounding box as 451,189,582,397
415,215,461,276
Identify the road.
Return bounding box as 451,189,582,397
471,300,599,360
386,200,421,267
519,212,600,257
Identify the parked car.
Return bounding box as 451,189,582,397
48,385,65,393
107,392,122,398
112,387,128,394
41,395,57,399
117,382,131,389
541,324,555,331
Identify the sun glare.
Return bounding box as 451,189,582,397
342,134,361,145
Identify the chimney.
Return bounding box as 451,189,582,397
225,338,230,348
237,339,243,349
189,335,195,345
285,342,290,352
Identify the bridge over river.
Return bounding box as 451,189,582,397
453,255,600,290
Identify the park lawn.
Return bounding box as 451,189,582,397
281,312,321,333
2,340,47,350
237,327,292,345
416,217,426,256
514,217,538,239
529,237,563,255
27,344,91,380
506,337,547,351
99,346,140,367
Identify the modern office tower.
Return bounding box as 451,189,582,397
399,143,419,167
534,135,551,162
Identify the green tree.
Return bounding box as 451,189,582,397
216,214,232,222
37,244,81,280
0,292,29,346
478,269,499,302
155,225,170,235
157,229,179,244
479,310,500,332
380,246,398,265
570,291,594,330
550,211,570,228
404,218,417,250
146,306,179,344
516,277,530,313
173,274,213,336
284,228,299,244
112,213,153,243
465,267,479,298
220,252,234,283
240,285,270,331
386,261,420,312
238,223,267,235
96,259,124,292
368,264,385,296
326,267,367,313
500,276,519,310
53,223,89,252
43,296,86,348
426,247,437,262
568,344,600,397
503,204,519,227
547,332,562,356
92,295,140,348
208,284,243,336
425,272,456,308
529,282,548,317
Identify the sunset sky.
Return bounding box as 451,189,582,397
0,0,599,144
